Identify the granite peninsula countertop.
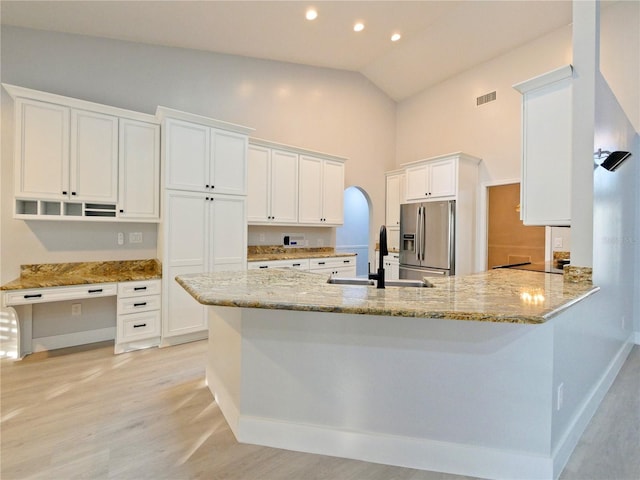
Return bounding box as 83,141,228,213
176,268,599,324
1,259,162,290
247,246,357,262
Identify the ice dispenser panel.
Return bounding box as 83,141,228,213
402,234,415,252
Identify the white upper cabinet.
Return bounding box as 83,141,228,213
248,139,345,227
118,119,160,220
212,130,248,196
385,171,405,228
405,157,456,201
164,119,209,192
14,98,70,200
298,155,345,225
513,65,573,226
163,116,248,196
5,84,161,222
247,145,298,224
70,109,118,202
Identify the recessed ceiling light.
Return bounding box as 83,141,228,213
391,33,402,42
353,22,365,32
306,8,318,21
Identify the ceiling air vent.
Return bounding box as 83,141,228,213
476,91,497,106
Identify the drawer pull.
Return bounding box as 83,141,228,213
133,286,147,291
24,293,42,299
133,323,147,328
343,260,350,263
292,263,301,267
88,288,103,294
259,266,268,269
133,302,147,307
318,261,326,265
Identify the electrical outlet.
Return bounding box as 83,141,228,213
117,232,124,246
129,232,143,244
553,237,563,248
71,303,82,316
557,383,564,411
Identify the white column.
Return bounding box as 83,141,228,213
570,0,600,267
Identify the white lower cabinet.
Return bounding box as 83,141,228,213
374,253,400,280
384,254,400,281
162,190,247,344
248,256,356,277
115,279,161,354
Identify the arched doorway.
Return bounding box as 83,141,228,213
336,186,371,277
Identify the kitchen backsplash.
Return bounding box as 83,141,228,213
248,226,335,248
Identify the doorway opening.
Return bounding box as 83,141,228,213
486,183,545,268
336,186,371,277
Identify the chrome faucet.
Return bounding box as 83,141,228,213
369,225,388,288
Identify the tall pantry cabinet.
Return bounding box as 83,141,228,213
156,107,254,346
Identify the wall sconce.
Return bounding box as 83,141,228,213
593,148,632,172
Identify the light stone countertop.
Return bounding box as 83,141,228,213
247,246,356,262
1,259,162,290
175,268,599,324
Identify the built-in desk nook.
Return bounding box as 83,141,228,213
1,259,162,357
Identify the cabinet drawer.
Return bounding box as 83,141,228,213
4,283,117,306
117,279,161,297
248,259,310,270
118,310,161,342
117,294,161,314
309,256,355,270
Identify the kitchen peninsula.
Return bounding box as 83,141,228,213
176,268,603,480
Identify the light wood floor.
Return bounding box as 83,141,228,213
1,340,638,480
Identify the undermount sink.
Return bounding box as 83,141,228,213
327,277,434,288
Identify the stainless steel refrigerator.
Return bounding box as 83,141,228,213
399,200,455,279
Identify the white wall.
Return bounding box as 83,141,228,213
395,26,572,184
0,26,396,283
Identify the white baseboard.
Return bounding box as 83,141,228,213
32,327,115,352
237,415,553,480
552,339,634,479
159,330,207,348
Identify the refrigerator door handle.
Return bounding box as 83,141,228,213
421,205,426,261
415,206,421,261
419,206,425,261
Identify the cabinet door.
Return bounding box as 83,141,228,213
270,149,298,223
247,145,271,222
298,155,323,224
70,110,118,202
521,77,572,226
210,130,247,195
428,159,456,198
15,99,70,199
118,119,160,220
386,174,401,227
209,195,247,271
405,164,428,201
163,190,208,337
322,160,344,225
165,119,209,191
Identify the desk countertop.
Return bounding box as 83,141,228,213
1,259,162,290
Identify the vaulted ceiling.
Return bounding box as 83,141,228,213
1,1,574,101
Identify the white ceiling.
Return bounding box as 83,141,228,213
0,0,574,101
